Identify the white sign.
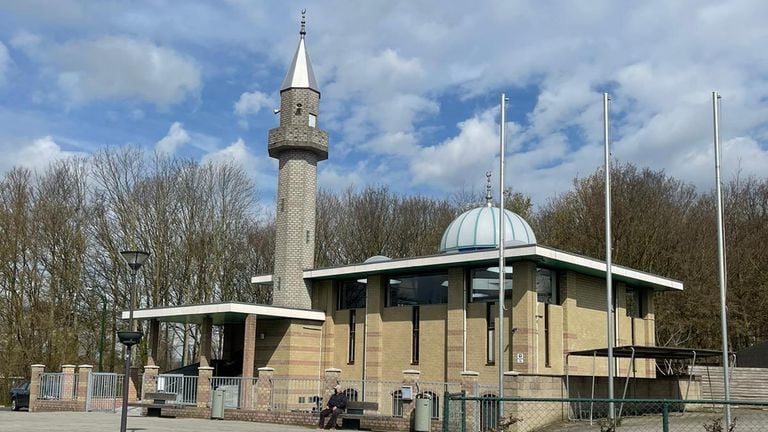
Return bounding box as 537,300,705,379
515,352,525,364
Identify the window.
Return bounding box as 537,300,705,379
544,304,551,367
348,310,356,364
308,113,317,127
412,306,420,364
626,287,642,318
417,391,440,419
337,280,366,310
486,302,495,365
392,389,404,417
469,268,512,302
387,273,448,306
536,267,558,304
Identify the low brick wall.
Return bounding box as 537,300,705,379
156,406,210,419
34,400,85,412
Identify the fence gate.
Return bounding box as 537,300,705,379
86,372,120,412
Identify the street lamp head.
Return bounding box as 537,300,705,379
120,250,150,271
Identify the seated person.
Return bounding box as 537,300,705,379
318,384,348,430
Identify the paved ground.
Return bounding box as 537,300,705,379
0,408,322,432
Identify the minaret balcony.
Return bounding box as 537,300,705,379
268,126,329,160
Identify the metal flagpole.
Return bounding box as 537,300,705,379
498,93,508,401
603,93,615,421
712,91,732,427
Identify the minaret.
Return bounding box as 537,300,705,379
268,11,328,309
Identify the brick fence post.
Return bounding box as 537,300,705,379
503,370,521,425
197,366,213,408
323,368,342,400
61,364,76,400
142,365,159,400
460,371,479,432
255,367,275,411
29,364,45,412
77,365,93,411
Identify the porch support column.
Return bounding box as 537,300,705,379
148,319,160,366
241,314,257,410
200,315,213,368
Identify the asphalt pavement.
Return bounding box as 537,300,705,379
0,408,320,432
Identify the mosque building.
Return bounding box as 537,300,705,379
121,14,682,427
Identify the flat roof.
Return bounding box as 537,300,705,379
120,302,325,325
568,345,726,360
252,244,683,291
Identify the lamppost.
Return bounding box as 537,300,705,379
118,250,150,432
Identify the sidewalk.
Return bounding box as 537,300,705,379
0,409,319,432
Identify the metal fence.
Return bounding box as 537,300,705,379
86,372,121,412
339,379,406,417
210,376,250,409
444,396,768,432
38,373,77,400
271,377,325,412
157,374,198,405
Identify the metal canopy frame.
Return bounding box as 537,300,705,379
565,345,733,423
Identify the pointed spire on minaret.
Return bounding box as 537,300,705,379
281,9,320,93
485,171,493,207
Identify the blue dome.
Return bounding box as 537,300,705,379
439,205,536,253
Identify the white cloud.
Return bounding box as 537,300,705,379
49,36,200,106
0,136,78,173
201,138,276,191
155,122,190,156
234,90,273,128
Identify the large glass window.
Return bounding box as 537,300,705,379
470,268,512,302
536,267,558,304
337,280,366,310
387,273,448,306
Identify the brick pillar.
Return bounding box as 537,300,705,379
460,371,479,432
61,364,76,400
365,275,384,382
402,369,420,420
197,366,213,408
511,261,536,374
200,316,213,368
148,319,160,366
446,267,466,381
256,367,275,411
142,365,159,399
129,367,141,401
241,314,257,410
77,365,93,410
29,364,45,412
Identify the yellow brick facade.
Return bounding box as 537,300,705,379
311,259,658,385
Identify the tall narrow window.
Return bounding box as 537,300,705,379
486,302,495,365
348,310,356,364
411,306,420,364
308,113,317,127
544,303,551,367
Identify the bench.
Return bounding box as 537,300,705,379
129,392,183,417
339,401,379,429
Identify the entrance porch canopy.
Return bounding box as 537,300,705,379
120,302,326,324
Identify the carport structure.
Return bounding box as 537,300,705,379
121,302,326,407
566,345,729,421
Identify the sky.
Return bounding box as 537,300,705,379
1,0,767,211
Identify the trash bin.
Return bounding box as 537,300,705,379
414,396,432,432
211,388,225,419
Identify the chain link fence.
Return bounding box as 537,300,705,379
444,395,768,432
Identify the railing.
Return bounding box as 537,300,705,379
444,395,768,432
157,374,198,405
270,377,324,412
39,373,78,401
210,376,248,409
